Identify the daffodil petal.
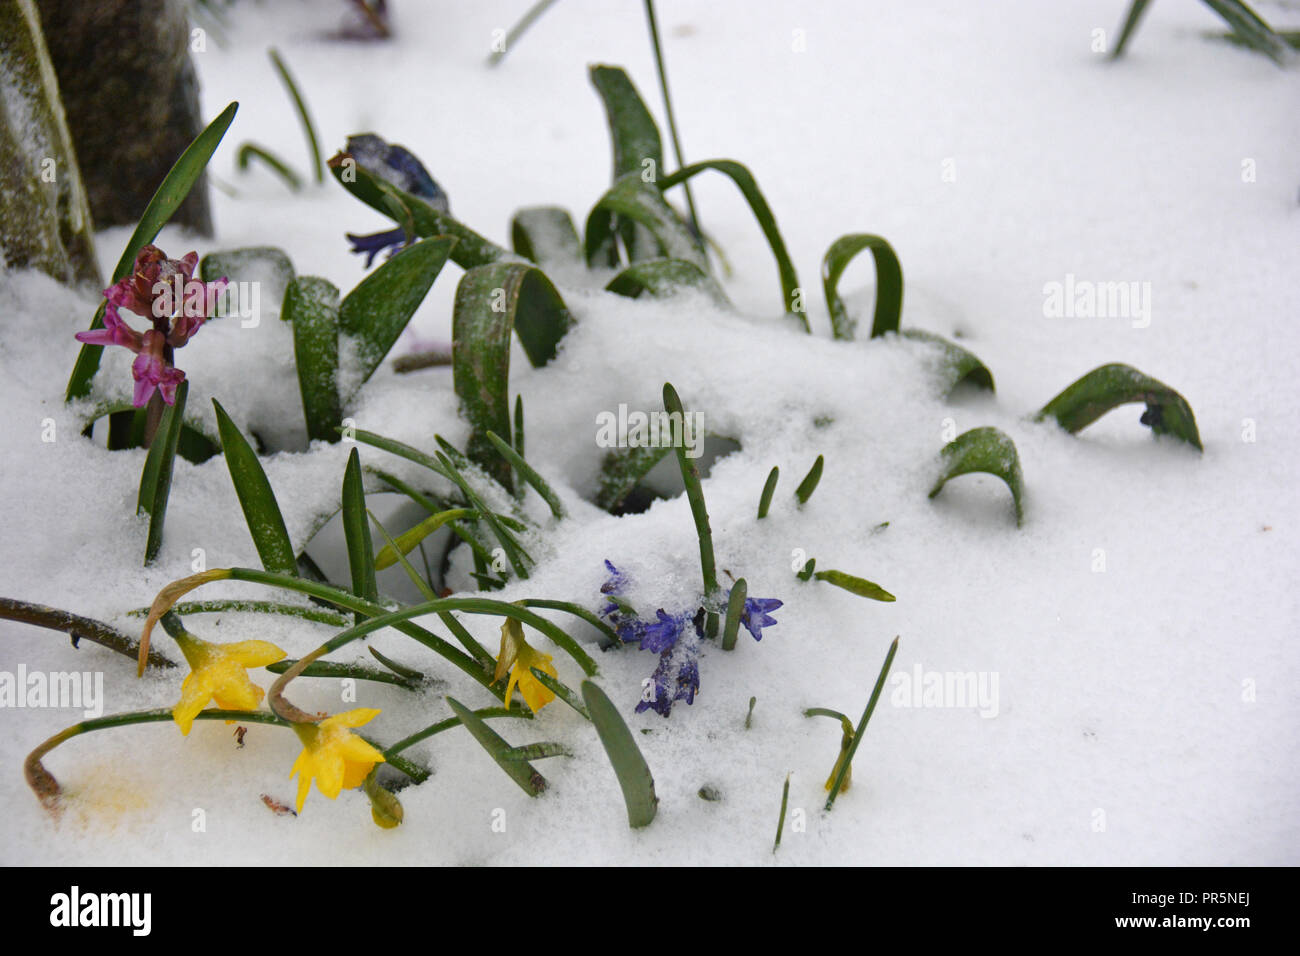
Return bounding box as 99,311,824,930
172,672,213,736
326,707,382,730
224,640,288,668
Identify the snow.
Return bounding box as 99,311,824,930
1,0,1298,865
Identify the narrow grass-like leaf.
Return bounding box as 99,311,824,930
582,680,658,828
721,577,746,651
774,772,791,852
519,599,621,650
485,0,561,66
660,160,802,324
374,508,473,570
511,206,582,267
1111,0,1153,58
663,382,718,635
446,696,547,796
138,381,188,565
213,399,297,574
903,329,994,394
268,48,323,183
453,263,574,488
349,428,450,479
434,453,532,579
328,152,509,268
643,1,702,238
606,258,730,307
236,142,302,190
585,173,707,271
368,646,425,682
590,64,663,263
745,696,757,729
813,569,896,602
286,276,342,442
757,466,779,519
341,448,377,613
928,426,1026,527
485,431,565,519
434,612,496,673
794,454,823,505
822,233,903,340
1034,363,1202,451
529,667,591,720
385,706,532,758
67,102,239,401
825,636,899,811
367,510,439,601
339,237,456,389
127,599,348,626
499,742,572,761
265,658,418,690
1202,0,1287,64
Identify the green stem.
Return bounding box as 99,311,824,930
643,0,701,238
486,0,562,66
825,636,899,811
517,598,621,649
127,599,350,626
663,382,718,635
385,706,529,756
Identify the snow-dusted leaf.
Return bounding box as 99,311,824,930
1035,363,1202,452
510,206,582,267
446,695,548,796
286,276,342,443
902,329,995,395
582,680,658,829
213,398,298,574
591,64,664,263
584,173,707,271
928,426,1026,527
605,257,730,307
822,233,903,340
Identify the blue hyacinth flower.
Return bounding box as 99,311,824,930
344,133,449,267
739,595,783,642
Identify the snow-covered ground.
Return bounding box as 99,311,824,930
2,0,1297,865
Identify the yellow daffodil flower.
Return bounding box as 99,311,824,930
171,631,286,735
289,708,387,813
494,618,557,713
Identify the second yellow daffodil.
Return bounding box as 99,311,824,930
290,708,387,813
495,618,557,713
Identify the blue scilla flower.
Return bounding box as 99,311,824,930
739,595,783,641
636,633,701,718
344,134,450,267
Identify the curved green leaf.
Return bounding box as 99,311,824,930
341,448,377,612
328,152,509,269
511,206,582,267
1035,363,1202,451
822,233,903,339
199,246,295,318
660,159,802,326
902,329,994,394
928,426,1025,527
67,102,239,401
584,173,706,271
453,262,573,488
590,64,663,263
485,430,566,519
446,696,547,796
581,680,658,828
340,237,456,388
213,399,298,573
606,257,730,307
138,381,189,565
374,508,473,570
268,48,323,183
236,142,302,190
287,276,342,443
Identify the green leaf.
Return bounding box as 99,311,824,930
519,599,622,650
826,637,899,811
794,454,824,505
774,772,791,852
721,578,746,651
585,173,707,271
138,381,189,565
1034,363,1202,452
498,742,573,761
660,160,802,325
528,667,592,719
485,0,561,66
757,466,779,519
1111,0,1153,58
199,246,295,316
368,645,425,681
822,233,903,340
268,48,323,183
287,277,342,443
265,658,418,690
594,444,675,512
328,152,509,269
484,431,565,520
341,448,378,613
606,258,730,307
813,569,896,603
213,399,297,573
590,64,664,263
511,206,582,267
1202,0,1288,64
902,329,994,394
236,142,302,190
581,680,659,828
374,508,473,570
663,382,718,635
339,237,456,390
796,557,816,582
67,102,239,401
453,262,573,488
928,426,1026,527
445,696,547,796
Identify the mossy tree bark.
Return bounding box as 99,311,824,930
0,0,100,288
